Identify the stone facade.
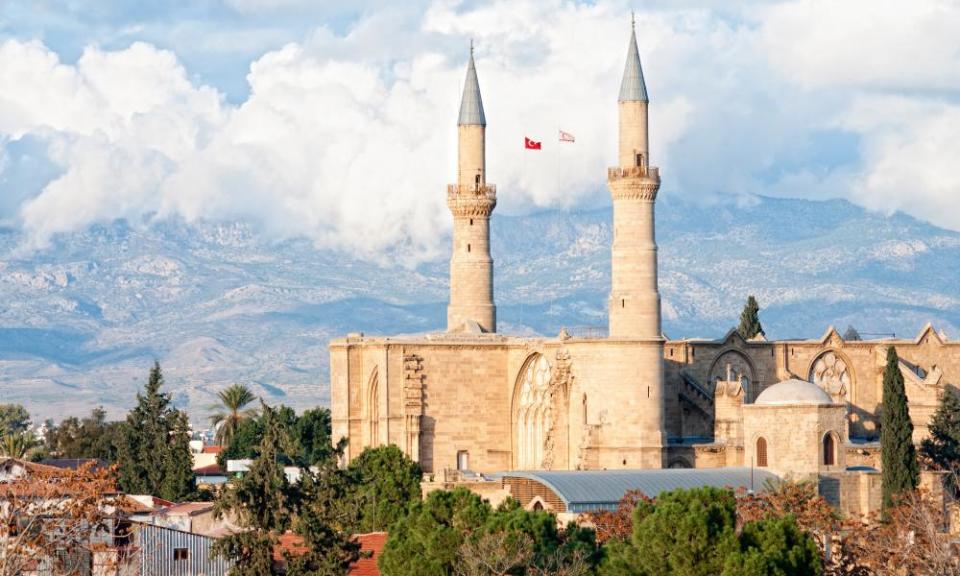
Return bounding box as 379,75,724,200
328,23,960,519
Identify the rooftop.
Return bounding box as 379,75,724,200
754,378,835,406
492,467,779,513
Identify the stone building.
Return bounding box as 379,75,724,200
329,20,959,498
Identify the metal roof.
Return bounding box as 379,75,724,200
458,45,486,126
618,22,649,103
493,467,780,513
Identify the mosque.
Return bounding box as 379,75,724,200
330,20,959,516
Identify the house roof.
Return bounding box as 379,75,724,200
350,532,388,576
39,458,109,471
194,464,225,475
754,378,835,406
156,501,215,517
492,468,779,513
272,531,388,575
202,446,224,454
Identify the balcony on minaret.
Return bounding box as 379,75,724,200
607,165,660,182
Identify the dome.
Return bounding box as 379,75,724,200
754,378,835,406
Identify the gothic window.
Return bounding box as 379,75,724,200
823,433,836,466
809,352,851,401
367,371,379,446
514,355,552,469
709,351,754,399
756,437,768,468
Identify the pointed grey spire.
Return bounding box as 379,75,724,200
458,41,486,126
618,16,649,103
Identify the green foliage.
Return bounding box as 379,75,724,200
880,346,919,509
44,407,122,460
722,516,822,576
115,362,195,502
214,402,358,575
0,404,30,437
211,531,276,576
218,405,335,468
0,430,37,458
921,386,960,492
294,408,335,467
737,296,764,340
346,445,422,533
210,383,259,447
601,486,738,576
600,487,820,576
379,488,598,576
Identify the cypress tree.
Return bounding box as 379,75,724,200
116,362,195,501
880,346,919,509
737,296,764,340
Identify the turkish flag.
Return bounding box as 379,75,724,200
524,137,542,150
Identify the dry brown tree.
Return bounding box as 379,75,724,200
585,489,650,544
455,531,535,576
0,459,128,576
843,488,958,576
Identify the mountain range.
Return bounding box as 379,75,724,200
2,194,958,424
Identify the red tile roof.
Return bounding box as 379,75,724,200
271,531,387,575
193,464,225,475
156,502,215,517
350,532,387,576
202,446,224,454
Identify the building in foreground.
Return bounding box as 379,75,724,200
329,19,958,512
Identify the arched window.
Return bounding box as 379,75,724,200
823,433,836,466
756,437,768,468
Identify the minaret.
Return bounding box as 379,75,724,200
608,16,661,339
447,43,497,333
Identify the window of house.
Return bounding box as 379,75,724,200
823,433,836,466
457,450,470,471
174,548,189,561
756,437,768,467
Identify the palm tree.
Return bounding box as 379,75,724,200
0,431,36,459
209,384,259,446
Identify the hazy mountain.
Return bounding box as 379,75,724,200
2,195,958,423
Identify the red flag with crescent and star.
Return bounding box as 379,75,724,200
524,137,542,150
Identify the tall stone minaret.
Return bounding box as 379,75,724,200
447,44,497,333
608,16,661,339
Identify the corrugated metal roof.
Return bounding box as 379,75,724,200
458,46,486,126
493,468,780,512
618,23,649,103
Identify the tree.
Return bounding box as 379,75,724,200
346,445,422,533
0,461,124,576
880,346,919,510
43,407,122,460
921,386,960,493
115,362,194,501
0,431,36,459
210,383,259,447
213,402,359,575
293,408,335,467
600,486,739,576
723,516,822,576
588,489,650,544
219,416,264,464
737,296,764,340
0,404,30,437
379,489,597,576
842,325,862,341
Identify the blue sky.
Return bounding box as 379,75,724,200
0,0,958,261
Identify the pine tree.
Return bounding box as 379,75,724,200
880,346,919,510
116,362,194,501
921,387,960,494
737,296,764,340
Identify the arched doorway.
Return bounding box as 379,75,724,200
822,432,837,466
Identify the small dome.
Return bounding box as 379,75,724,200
754,378,834,406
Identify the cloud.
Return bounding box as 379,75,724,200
0,0,958,263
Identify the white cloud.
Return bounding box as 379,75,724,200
0,0,958,262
